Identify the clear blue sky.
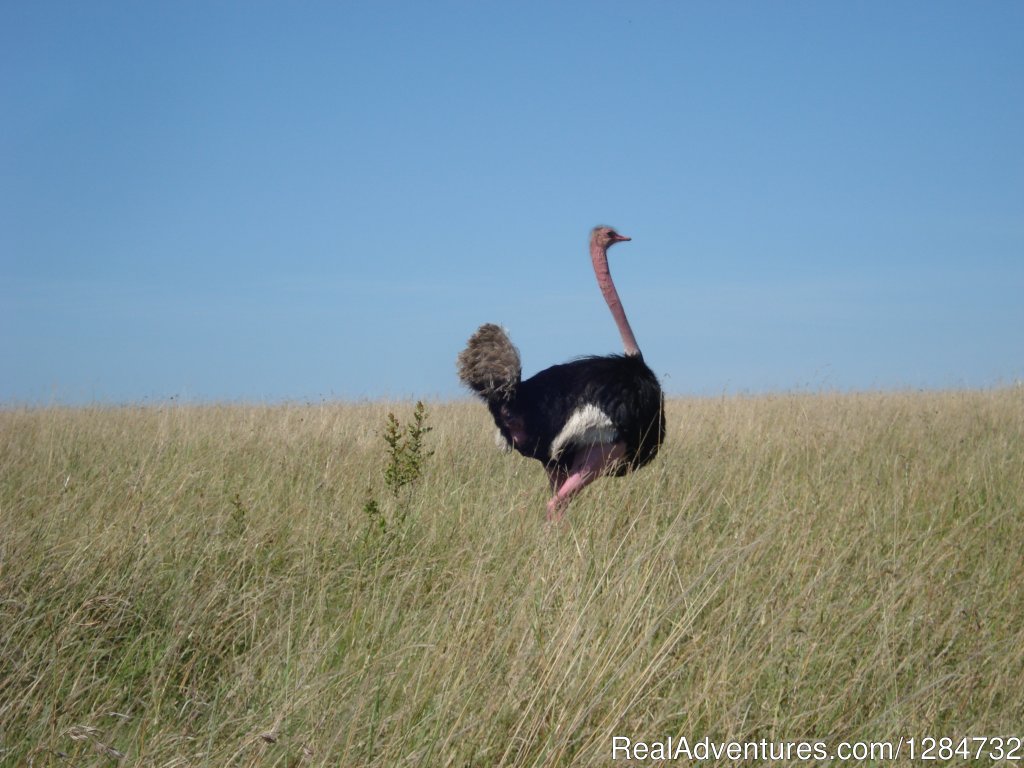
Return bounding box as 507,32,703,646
3,2,1022,403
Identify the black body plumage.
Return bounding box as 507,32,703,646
458,324,664,476
505,354,665,473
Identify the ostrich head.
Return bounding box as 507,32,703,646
591,225,631,249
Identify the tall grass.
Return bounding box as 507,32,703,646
2,391,1022,766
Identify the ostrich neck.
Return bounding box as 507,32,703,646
591,241,641,357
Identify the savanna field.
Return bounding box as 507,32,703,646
1,390,1023,766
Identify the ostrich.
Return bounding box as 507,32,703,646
457,226,665,518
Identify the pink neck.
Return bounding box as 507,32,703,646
591,239,641,357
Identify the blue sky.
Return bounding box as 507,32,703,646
3,2,1022,403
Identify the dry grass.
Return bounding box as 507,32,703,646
1,390,1022,766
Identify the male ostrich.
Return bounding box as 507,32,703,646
457,226,665,517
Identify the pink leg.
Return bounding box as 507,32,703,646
545,464,568,493
546,441,628,520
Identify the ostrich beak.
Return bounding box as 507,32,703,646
613,233,631,242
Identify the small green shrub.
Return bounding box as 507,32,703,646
382,400,433,497
362,400,433,541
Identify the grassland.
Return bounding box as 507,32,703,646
2,390,1023,766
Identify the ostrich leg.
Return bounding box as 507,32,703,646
545,441,628,520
